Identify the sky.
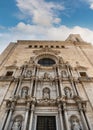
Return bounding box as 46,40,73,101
0,0,93,53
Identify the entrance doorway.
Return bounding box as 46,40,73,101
36,116,56,130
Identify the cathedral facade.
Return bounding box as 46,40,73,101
0,34,93,130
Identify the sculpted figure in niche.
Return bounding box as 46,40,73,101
64,87,72,98
11,116,22,130
43,72,49,79
43,88,50,99
61,70,67,78
26,70,32,78
21,87,28,98
71,116,82,130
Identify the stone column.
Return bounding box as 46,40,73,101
63,102,70,130
59,78,64,96
55,66,63,97
33,79,37,97
0,109,9,130
29,103,35,130
4,101,15,130
22,66,27,77
66,64,71,77
58,104,64,130
66,64,77,95
84,112,92,130
23,102,30,130
78,102,89,130
15,76,23,96
29,75,34,96
11,78,20,97
69,77,77,95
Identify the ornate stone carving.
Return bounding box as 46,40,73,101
43,87,50,99
70,116,82,130
21,87,29,98
37,99,56,106
33,47,60,55
43,72,50,80
11,116,23,130
26,70,32,78
64,87,72,98
12,121,21,130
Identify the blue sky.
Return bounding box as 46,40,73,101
0,0,93,53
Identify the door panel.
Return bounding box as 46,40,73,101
36,116,56,130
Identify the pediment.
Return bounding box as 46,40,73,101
5,65,18,69
74,65,88,70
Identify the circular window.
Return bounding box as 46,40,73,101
38,58,56,67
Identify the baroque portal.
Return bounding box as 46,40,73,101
0,34,93,130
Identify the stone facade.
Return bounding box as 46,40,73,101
0,34,93,130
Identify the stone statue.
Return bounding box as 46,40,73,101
12,120,22,130
43,88,50,99
61,70,67,77
43,72,49,79
64,87,72,98
71,117,82,130
22,87,28,98
26,70,32,77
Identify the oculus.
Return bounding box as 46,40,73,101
38,58,55,67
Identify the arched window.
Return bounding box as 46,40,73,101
64,87,72,98
21,87,29,98
70,115,82,130
43,87,50,99
11,115,23,130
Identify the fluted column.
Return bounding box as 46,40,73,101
0,109,9,130
58,104,64,130
29,103,35,130
4,101,15,130
66,64,77,95
84,112,92,130
33,79,37,97
55,66,63,97
78,102,89,130
59,78,64,96
30,78,34,96
11,78,20,97
15,76,23,96
23,102,30,130
63,102,70,130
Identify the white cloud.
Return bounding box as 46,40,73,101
16,0,64,26
83,0,93,9
1,22,93,53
